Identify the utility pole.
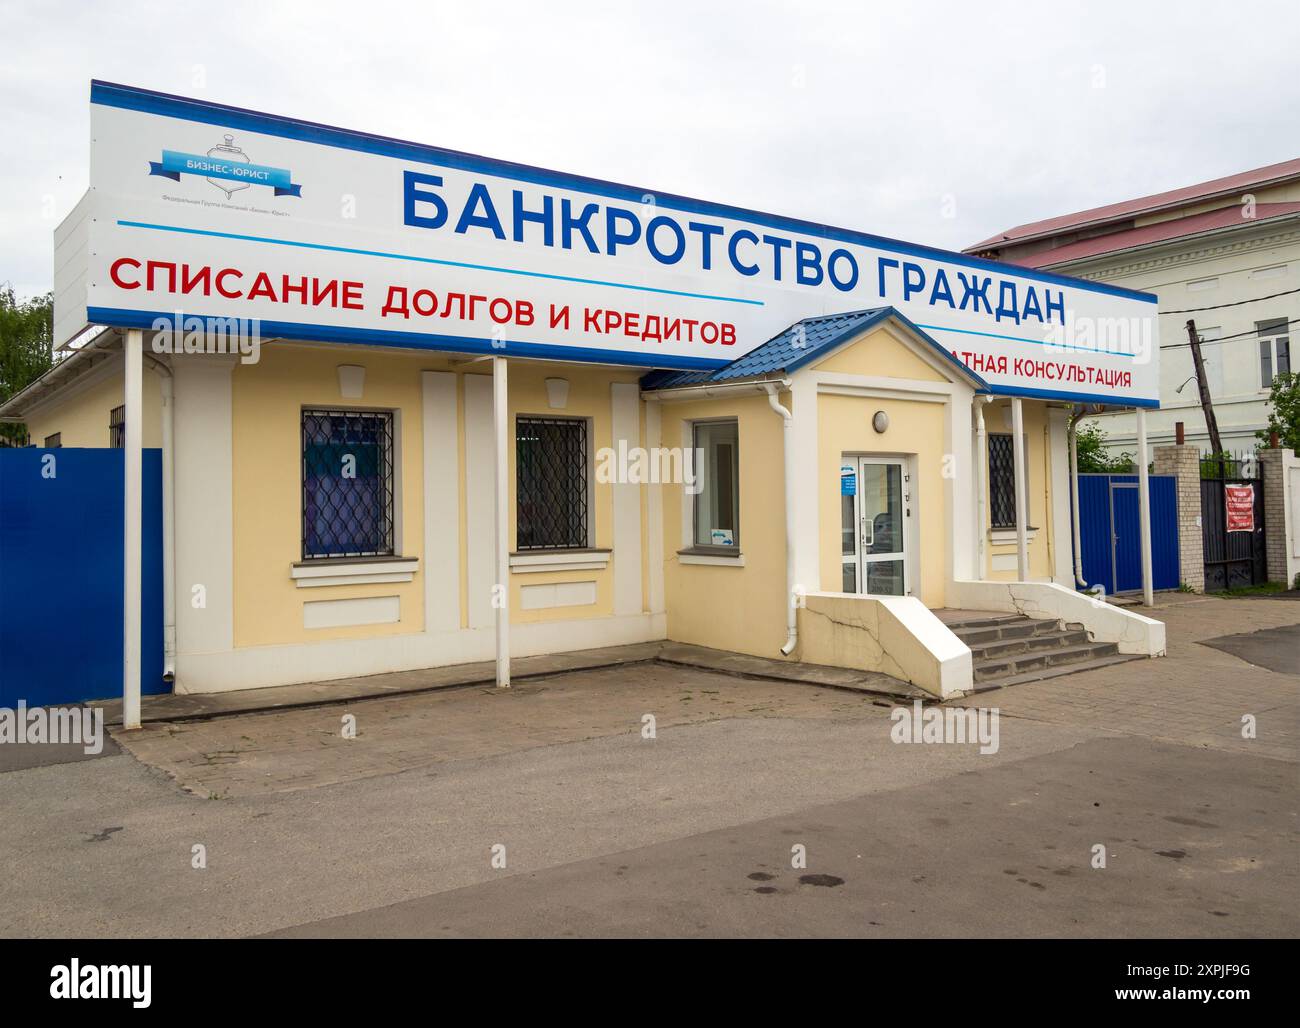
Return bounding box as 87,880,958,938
1186,318,1223,457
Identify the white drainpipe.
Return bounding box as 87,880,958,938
144,354,177,681
763,383,798,656
1068,408,1088,589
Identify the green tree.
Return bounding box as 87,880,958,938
1256,370,1300,454
0,286,54,444
1075,422,1135,473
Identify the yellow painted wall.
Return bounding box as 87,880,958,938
231,344,434,647
982,399,1057,581
502,360,645,625
230,344,647,648
660,390,789,656
814,328,948,382
24,359,163,448
812,325,953,608
816,393,948,606
660,323,968,656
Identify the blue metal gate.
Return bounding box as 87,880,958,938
1076,473,1181,596
0,448,168,707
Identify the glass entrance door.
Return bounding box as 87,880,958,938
839,457,908,596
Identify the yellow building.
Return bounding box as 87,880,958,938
0,82,1167,717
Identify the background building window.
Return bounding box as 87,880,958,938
43,433,61,448
109,406,124,448
516,416,589,550
988,432,1030,530
1257,318,1291,387
301,409,395,559
693,420,739,548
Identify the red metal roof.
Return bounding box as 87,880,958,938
965,156,1300,252
1001,202,1300,269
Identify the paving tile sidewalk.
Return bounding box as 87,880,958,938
108,593,1300,798
983,596,1300,763
94,640,921,728
111,662,903,798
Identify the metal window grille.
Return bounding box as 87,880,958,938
516,416,589,550
988,433,1016,529
43,433,61,449
109,406,125,448
301,409,395,559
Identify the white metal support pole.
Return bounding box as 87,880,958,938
974,397,990,580
492,355,510,687
123,329,143,729
1136,406,1154,606
1011,397,1029,581
158,368,176,681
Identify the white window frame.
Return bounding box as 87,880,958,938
1258,318,1291,389
687,418,741,554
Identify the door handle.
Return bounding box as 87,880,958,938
862,514,873,548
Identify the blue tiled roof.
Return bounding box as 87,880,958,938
640,306,986,391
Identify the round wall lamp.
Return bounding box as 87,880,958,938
872,410,889,434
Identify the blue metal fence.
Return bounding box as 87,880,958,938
0,448,168,707
1075,473,1181,596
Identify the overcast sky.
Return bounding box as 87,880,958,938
2,0,1296,300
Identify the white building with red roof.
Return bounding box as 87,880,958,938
966,158,1300,458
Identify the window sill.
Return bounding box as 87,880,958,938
677,547,745,567
290,556,419,588
509,548,611,573
989,528,1039,546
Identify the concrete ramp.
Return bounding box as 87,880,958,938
796,593,973,699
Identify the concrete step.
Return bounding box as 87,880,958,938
973,640,1121,682
952,617,1063,646
972,653,1143,691
940,614,1024,632
940,612,1141,691
968,628,1091,661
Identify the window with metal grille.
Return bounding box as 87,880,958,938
109,406,125,448
43,433,61,449
516,416,589,550
987,434,1019,530
301,409,395,559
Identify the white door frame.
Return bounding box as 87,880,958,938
839,453,913,597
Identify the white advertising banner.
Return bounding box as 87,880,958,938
71,81,1160,405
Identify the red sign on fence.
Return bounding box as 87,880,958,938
1225,484,1255,532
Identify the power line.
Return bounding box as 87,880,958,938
1161,316,1300,349
1191,317,1299,344
1162,285,1300,314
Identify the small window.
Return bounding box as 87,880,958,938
43,433,61,449
516,416,590,550
1258,319,1290,388
109,406,125,448
988,433,1030,531
693,420,740,548
301,409,395,559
